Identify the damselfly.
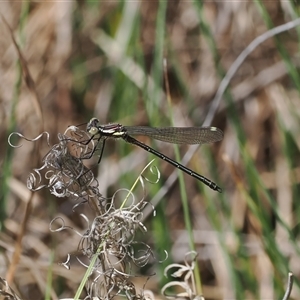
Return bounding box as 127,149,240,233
86,118,223,192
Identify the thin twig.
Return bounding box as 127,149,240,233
282,272,293,300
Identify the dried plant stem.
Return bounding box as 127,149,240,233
282,272,293,300
205,17,300,126
1,14,44,283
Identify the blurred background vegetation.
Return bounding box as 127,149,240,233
1,0,300,299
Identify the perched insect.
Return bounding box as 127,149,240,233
87,118,223,192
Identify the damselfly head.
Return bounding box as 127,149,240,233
87,118,100,136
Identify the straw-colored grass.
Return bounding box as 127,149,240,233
0,1,299,299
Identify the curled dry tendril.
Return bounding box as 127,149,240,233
8,131,51,148
162,251,200,300
10,123,159,299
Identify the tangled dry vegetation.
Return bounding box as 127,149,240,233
0,1,300,299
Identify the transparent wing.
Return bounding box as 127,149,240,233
124,126,223,145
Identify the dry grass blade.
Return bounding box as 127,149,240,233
1,1,300,299
0,14,43,128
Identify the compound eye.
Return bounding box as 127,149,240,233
89,127,99,136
